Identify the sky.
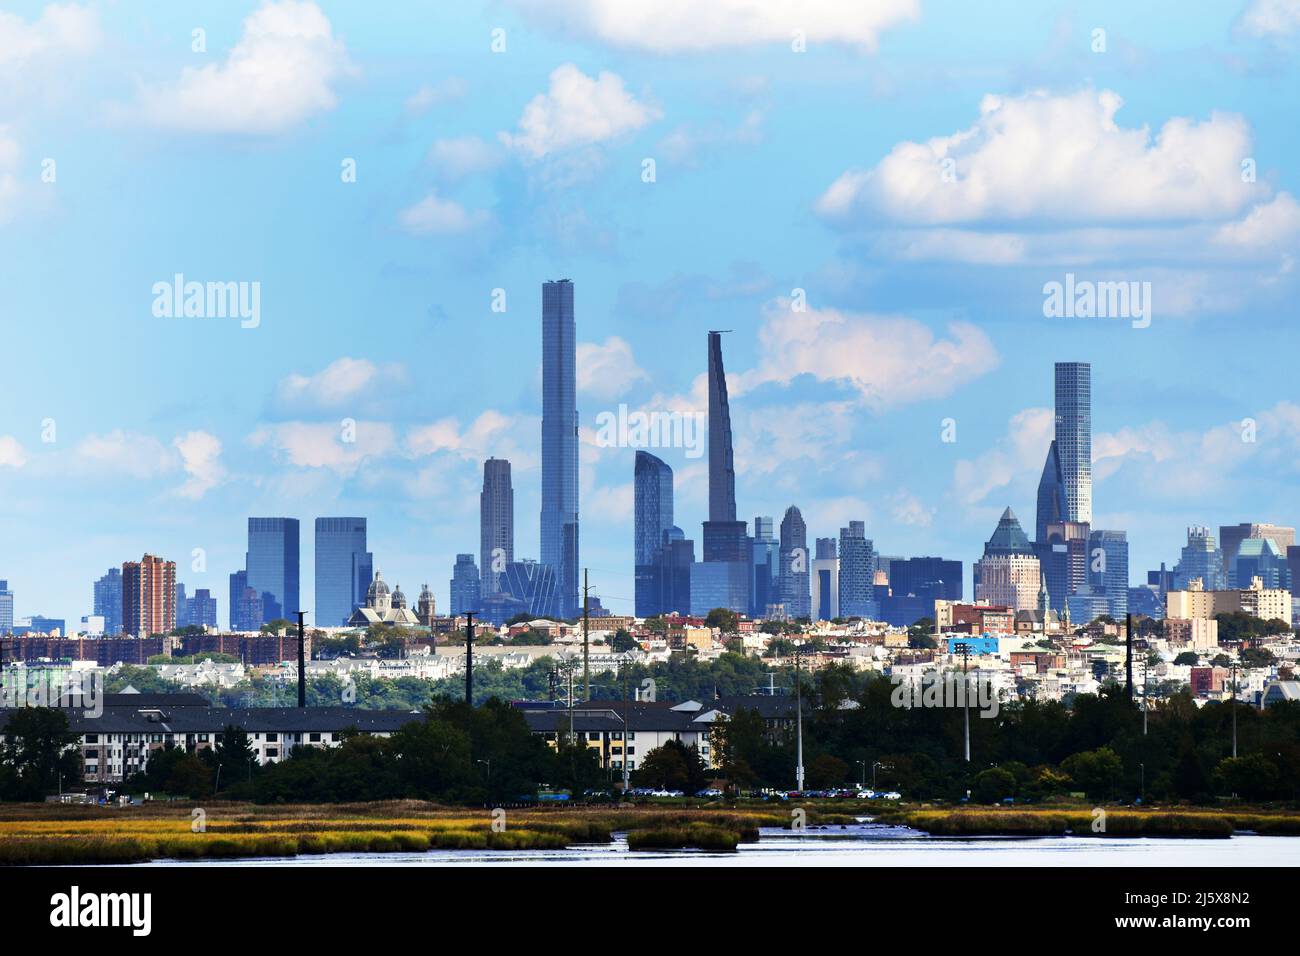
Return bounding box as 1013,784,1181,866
1,0,1299,627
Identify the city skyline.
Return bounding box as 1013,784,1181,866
2,1,1300,625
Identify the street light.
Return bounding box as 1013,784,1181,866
476,758,491,788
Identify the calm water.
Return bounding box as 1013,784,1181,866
138,822,1297,867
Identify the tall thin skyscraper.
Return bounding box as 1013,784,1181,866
693,331,750,614
93,567,123,635
246,517,300,623
450,553,481,616
1054,362,1092,525
122,554,176,637
540,279,579,618
481,458,515,596
779,506,811,618
634,451,674,567
315,517,372,626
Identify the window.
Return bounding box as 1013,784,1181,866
588,732,600,741
85,734,99,744
309,732,321,742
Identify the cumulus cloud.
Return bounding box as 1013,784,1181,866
173,430,226,499
404,76,467,115
505,0,917,53
275,357,406,413
406,410,518,461
1213,193,1300,248
500,64,660,159
398,191,488,235
0,126,18,222
0,435,26,468
951,408,1055,507
249,421,395,475
126,1,353,134
76,430,176,479
817,89,1261,227
737,299,1001,410
577,336,648,398
889,491,936,527
0,3,99,68
1236,0,1300,37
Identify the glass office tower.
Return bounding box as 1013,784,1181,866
541,280,579,618
246,517,300,623
314,517,372,626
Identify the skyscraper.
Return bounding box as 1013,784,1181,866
183,588,218,630
0,580,12,635
750,516,778,618
634,451,674,616
93,567,123,635
481,458,515,596
246,518,300,623
1041,520,1091,613
779,506,810,619
694,331,750,613
1054,362,1092,525
811,539,839,621
1219,523,1296,587
838,521,877,619
229,569,251,631
1173,526,1226,591
1089,529,1129,619
122,554,176,637
314,517,373,627
540,279,579,618
450,553,481,616
1034,444,1066,550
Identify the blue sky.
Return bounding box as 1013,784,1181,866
2,0,1298,626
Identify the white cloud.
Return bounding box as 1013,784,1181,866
126,1,353,134
275,357,404,411
173,430,225,499
586,482,633,522
1237,0,1300,37
500,64,661,159
1213,193,1300,248
249,421,395,475
577,336,648,398
951,408,1054,507
406,410,518,461
0,126,18,222
0,435,26,468
817,89,1261,226
889,491,936,528
398,191,487,235
506,0,918,53
738,299,1001,410
0,3,99,67
426,135,503,179
75,430,176,479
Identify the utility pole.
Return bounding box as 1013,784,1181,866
1230,660,1238,759
295,610,307,708
621,656,631,793
794,644,805,791
1141,653,1148,736
1125,613,1134,703
582,569,590,701
960,641,971,763
465,611,475,706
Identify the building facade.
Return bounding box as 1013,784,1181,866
246,517,300,623
122,554,176,637
480,457,515,596
540,279,579,619
314,517,372,627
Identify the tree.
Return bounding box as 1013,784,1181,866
210,725,257,788
611,629,638,653
972,767,1017,804
1173,651,1199,666
636,740,707,793
806,754,850,790
0,708,82,800
261,618,296,634
1213,754,1279,801
1061,746,1123,801
705,608,739,633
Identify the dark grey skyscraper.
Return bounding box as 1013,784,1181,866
541,279,579,618
695,331,750,613
480,458,515,596
315,517,372,626
1054,362,1092,525
0,579,12,635
634,451,674,567
93,567,123,635
779,506,810,618
246,517,299,623
1035,440,1065,549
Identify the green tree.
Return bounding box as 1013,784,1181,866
1213,754,1280,800
1061,746,1123,801
704,608,740,633
611,628,638,653
805,754,850,789
972,766,1017,803
0,708,82,800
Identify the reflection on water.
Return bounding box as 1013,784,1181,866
138,822,1297,867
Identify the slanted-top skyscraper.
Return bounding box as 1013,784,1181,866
540,280,579,618
480,457,514,596
1054,362,1092,525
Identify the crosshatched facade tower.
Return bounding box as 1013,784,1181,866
541,280,579,618
1054,362,1092,526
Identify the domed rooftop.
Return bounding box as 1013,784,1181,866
367,571,390,603
391,584,407,609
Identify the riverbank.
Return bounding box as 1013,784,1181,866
2,800,1296,865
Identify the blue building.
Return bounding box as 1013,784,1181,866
946,635,999,656
1231,537,1289,590
1173,526,1226,591
245,518,300,623
634,451,675,616
838,521,877,619
779,506,810,619
480,458,514,596
1089,529,1129,618
0,579,11,635
314,517,372,627
540,280,579,619
449,553,481,617
698,331,750,614
750,516,778,618
1054,362,1092,525
93,568,123,635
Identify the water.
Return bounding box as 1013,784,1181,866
138,823,1297,867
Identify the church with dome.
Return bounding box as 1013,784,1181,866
347,570,423,627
